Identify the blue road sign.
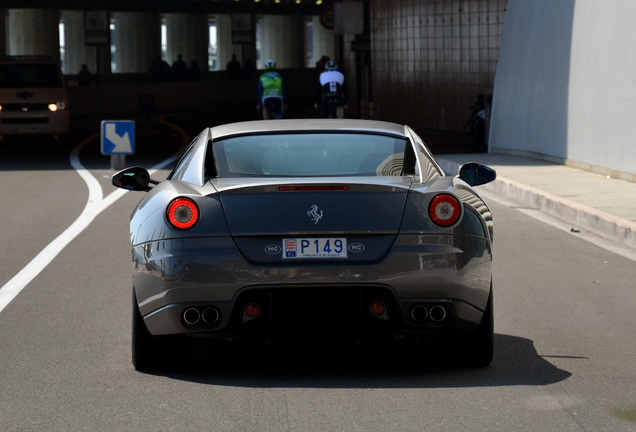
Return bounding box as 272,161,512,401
101,120,135,155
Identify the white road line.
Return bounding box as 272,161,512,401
0,140,180,314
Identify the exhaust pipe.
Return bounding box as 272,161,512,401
202,307,220,325
429,305,447,322
183,307,201,325
411,305,428,322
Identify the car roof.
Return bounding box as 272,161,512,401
208,119,407,140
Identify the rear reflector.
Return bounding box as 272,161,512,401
370,301,386,316
245,303,261,318
279,186,349,191
429,194,461,227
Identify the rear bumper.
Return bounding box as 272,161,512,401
0,111,69,135
132,234,492,337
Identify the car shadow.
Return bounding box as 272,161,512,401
149,333,573,389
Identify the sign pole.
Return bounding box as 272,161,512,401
110,154,126,171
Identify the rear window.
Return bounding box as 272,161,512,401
211,132,408,178
0,64,63,88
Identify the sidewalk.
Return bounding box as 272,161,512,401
437,153,636,250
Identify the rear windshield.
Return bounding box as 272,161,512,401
0,64,63,88
211,132,408,178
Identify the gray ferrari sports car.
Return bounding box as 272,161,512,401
112,119,496,370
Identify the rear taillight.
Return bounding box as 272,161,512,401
167,198,199,230
428,194,461,227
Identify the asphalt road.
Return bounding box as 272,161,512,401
0,119,635,431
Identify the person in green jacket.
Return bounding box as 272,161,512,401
256,59,286,119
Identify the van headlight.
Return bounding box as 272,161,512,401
48,101,67,112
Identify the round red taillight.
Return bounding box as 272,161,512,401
167,198,199,230
429,194,461,227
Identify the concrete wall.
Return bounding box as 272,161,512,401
490,0,636,179
7,9,60,59
370,0,507,131
67,69,316,117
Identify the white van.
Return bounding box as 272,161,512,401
0,56,72,138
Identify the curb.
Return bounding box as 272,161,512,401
438,159,636,250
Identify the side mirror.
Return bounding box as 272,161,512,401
458,163,496,187
112,166,152,191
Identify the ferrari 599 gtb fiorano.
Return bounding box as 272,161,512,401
112,119,497,370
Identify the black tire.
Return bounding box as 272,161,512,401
132,288,159,370
462,287,494,367
132,288,188,371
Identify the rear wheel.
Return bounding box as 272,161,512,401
132,287,188,371
458,287,494,367
320,98,338,118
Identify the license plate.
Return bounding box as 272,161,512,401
283,238,347,259
11,125,39,133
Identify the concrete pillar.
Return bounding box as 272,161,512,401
112,12,161,73
61,11,95,75
311,15,336,67
0,10,6,56
7,9,60,61
215,14,243,72
165,12,208,76
258,15,305,69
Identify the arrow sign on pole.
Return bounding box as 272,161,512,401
105,123,132,153
101,120,135,155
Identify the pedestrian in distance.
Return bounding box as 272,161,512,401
172,54,187,81
226,54,241,79
149,54,170,82
242,58,255,79
256,59,286,120
188,59,201,81
78,64,91,86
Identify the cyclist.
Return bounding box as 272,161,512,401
256,59,286,119
316,60,347,119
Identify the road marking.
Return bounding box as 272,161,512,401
0,138,181,314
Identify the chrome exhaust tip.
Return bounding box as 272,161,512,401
183,307,201,325
202,307,220,325
411,305,429,322
429,305,447,322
